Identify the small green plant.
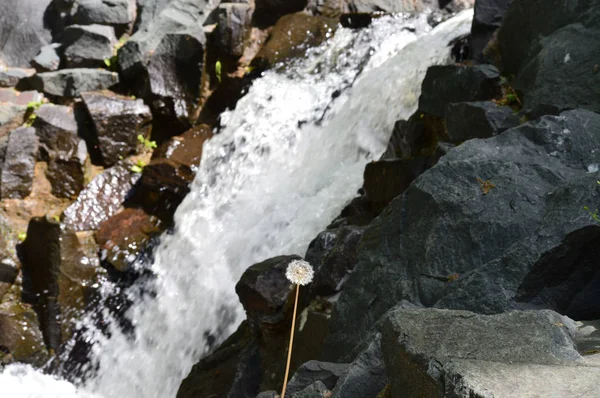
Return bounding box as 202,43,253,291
17,232,26,242
24,100,44,126
52,215,61,222
130,159,146,173
215,60,222,83
137,134,157,150
583,181,600,223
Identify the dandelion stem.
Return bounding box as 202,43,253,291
281,284,300,398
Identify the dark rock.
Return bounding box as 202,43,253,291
445,101,520,142
324,109,600,359
290,381,329,398
81,90,152,166
340,13,372,29
71,0,135,29
131,124,212,221
499,3,600,114
381,308,596,397
31,69,119,98
33,104,89,198
62,24,117,68
331,334,387,398
327,195,377,228
380,115,442,161
0,68,35,88
197,76,252,126
0,0,54,67
177,321,261,398
31,44,62,72
134,0,173,32
363,157,438,212
63,164,141,231
211,3,253,58
251,13,337,71
235,255,301,325
309,226,364,296
118,0,209,136
516,225,600,320
21,217,104,353
96,208,162,272
255,392,277,398
344,0,437,13
253,0,308,28
0,127,38,199
0,285,49,366
470,0,512,62
418,64,502,117
285,361,348,395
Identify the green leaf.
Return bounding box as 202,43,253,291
104,58,112,68
131,164,143,173
215,60,222,83
17,232,26,242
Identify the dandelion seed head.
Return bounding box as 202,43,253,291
285,259,314,286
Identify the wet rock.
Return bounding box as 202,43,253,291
33,104,89,199
516,225,600,321
118,0,209,136
445,101,520,142
0,261,17,300
325,109,600,359
328,195,377,228
0,285,49,366
81,90,152,166
418,64,502,117
285,361,347,396
177,321,261,398
499,1,600,114
31,69,119,98
62,24,118,68
210,3,253,59
251,13,337,70
20,217,104,353
71,0,136,32
253,0,308,27
31,44,62,72
96,208,162,272
344,0,437,13
381,308,597,397
363,157,437,212
380,114,442,161
255,392,277,398
470,0,512,62
0,127,38,199
331,334,387,398
0,0,55,67
63,164,141,231
236,255,301,325
290,381,329,398
131,124,212,221
0,68,35,88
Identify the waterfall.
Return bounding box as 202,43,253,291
0,9,473,398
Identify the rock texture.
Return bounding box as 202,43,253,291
62,24,117,68
445,101,520,142
31,69,119,98
81,90,152,166
0,127,38,199
381,308,598,398
325,109,600,359
470,0,512,61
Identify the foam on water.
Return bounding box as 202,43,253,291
0,10,473,397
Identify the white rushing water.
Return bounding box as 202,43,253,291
0,9,473,398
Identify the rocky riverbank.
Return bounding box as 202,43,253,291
1,0,599,397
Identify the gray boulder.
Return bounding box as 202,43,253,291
211,3,253,58
31,69,119,98
324,109,600,359
0,68,35,88
445,101,520,142
0,0,56,67
71,0,135,30
81,90,152,166
62,24,117,68
0,127,38,199
470,0,512,61
290,381,329,398
62,164,141,231
31,44,62,72
134,0,173,32
285,361,348,395
381,308,598,398
418,64,502,117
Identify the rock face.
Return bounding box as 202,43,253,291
20,217,104,353
63,164,141,231
31,44,62,72
62,24,117,68
381,308,598,398
0,0,56,67
498,0,600,114
33,104,89,199
418,64,502,117
71,0,135,30
0,68,35,88
470,0,512,61
253,0,308,27
325,109,600,359
0,127,38,199
285,361,348,396
81,90,152,166
118,0,210,135
445,101,520,142
31,69,119,98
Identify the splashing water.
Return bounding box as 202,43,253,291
0,10,473,398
